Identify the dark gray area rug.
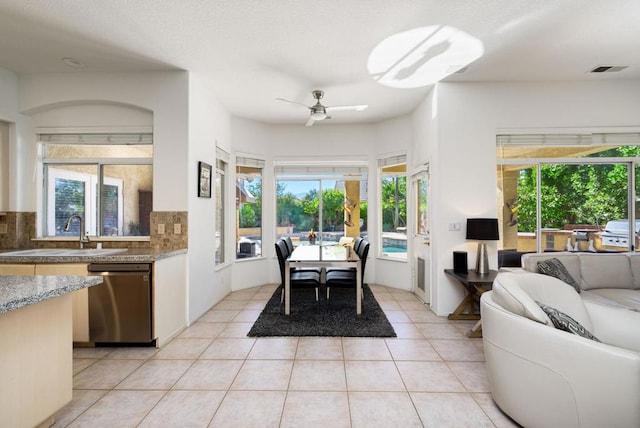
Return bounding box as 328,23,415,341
247,284,396,337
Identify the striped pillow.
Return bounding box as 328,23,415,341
537,301,600,342
537,258,581,293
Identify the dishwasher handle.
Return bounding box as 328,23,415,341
88,263,151,273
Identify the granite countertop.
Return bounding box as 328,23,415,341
0,248,187,264
0,275,103,314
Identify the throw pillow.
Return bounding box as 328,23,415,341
536,301,600,342
537,258,581,293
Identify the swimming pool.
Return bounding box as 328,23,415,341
382,246,407,253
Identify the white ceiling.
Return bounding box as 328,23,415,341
1,0,639,125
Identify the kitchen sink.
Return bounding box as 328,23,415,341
1,248,128,256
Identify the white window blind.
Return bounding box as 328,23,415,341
592,133,640,145
37,132,152,145
497,133,640,147
274,160,368,180
378,154,407,168
236,156,265,168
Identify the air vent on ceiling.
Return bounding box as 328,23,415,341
589,65,629,73
62,57,86,69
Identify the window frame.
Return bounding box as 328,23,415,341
274,159,369,248
235,155,264,261
215,147,230,267
378,153,408,261
46,166,124,236
497,132,640,253
39,130,152,239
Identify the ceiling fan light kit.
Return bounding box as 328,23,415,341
310,110,327,120
310,100,328,120
277,90,368,126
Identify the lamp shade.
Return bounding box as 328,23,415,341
466,218,499,241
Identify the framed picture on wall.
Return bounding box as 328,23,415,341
198,161,212,198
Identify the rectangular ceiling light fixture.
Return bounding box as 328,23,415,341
589,65,629,73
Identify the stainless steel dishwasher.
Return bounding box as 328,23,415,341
87,263,154,345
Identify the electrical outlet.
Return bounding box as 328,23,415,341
448,222,462,231
157,223,165,235
174,223,182,234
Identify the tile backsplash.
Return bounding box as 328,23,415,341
0,211,188,251
0,212,35,249
150,211,188,251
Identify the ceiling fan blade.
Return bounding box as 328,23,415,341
276,97,311,108
326,104,369,112
281,90,365,126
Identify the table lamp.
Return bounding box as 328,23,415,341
466,218,499,275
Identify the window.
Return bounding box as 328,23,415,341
416,174,428,236
497,133,640,253
379,154,407,259
276,179,322,244
236,156,264,259
46,166,126,236
215,148,229,265
41,132,153,237
274,161,368,245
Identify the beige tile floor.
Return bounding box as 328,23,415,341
54,284,520,427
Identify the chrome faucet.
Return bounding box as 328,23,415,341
63,213,90,248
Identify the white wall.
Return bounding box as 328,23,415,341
29,103,152,128
0,67,19,122
0,66,28,211
13,70,639,322
372,116,414,290
28,103,153,236
6,68,419,324
427,80,640,316
229,118,273,290
0,122,8,210
229,118,413,290
18,72,189,212
15,71,198,329
17,71,238,324
231,120,382,288
410,87,438,303
187,73,233,322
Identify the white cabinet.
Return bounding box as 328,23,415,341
154,254,187,347
0,292,73,427
34,263,88,275
35,264,89,343
0,264,36,275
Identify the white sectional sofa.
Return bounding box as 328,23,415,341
521,251,640,311
481,252,640,428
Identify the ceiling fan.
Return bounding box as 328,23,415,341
276,90,368,126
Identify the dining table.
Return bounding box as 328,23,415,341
284,244,361,315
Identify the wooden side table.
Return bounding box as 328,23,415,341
445,269,498,338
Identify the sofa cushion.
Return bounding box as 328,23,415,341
537,301,601,342
579,253,634,290
521,253,582,285
628,255,640,289
493,272,594,330
492,273,551,324
537,258,581,293
582,289,640,311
